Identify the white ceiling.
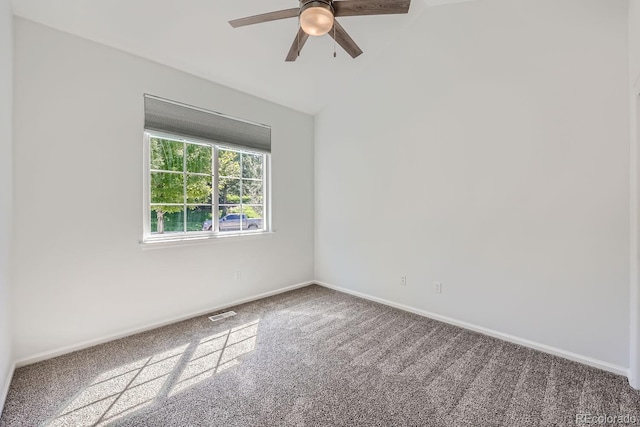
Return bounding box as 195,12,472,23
11,0,470,114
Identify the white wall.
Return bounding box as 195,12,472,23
316,0,630,369
631,0,640,82
12,18,315,361
0,0,13,410
629,0,640,388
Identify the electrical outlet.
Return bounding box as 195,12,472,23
234,271,241,280
434,282,442,293
400,275,407,286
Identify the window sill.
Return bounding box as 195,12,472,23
140,231,275,250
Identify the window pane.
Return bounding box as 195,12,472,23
219,177,240,204
187,206,212,232
219,149,240,178
151,138,183,172
242,153,263,179
186,175,211,204
243,205,262,219
242,205,263,231
219,205,241,218
243,180,263,204
146,134,269,239
186,144,212,174
150,206,185,234
151,172,184,204
219,205,241,232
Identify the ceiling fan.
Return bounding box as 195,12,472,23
229,0,411,62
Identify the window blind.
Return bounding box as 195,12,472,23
144,95,271,153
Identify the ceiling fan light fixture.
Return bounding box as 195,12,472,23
300,1,334,36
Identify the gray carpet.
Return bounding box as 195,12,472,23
1,284,639,426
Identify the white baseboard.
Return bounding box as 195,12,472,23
14,281,314,368
0,362,16,415
9,279,632,384
315,281,630,378
630,374,638,390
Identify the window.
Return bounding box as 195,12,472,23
142,95,271,243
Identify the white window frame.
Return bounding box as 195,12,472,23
142,130,271,245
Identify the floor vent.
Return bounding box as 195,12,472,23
209,311,237,322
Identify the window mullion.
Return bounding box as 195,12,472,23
213,146,220,233
240,153,244,231
183,141,187,233
263,153,269,232
143,132,151,237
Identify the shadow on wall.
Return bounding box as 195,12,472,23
43,320,260,427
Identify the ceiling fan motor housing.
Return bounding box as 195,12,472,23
300,0,335,36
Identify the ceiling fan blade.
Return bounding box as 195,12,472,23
285,28,310,62
334,0,411,17
229,8,299,28
328,20,363,59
